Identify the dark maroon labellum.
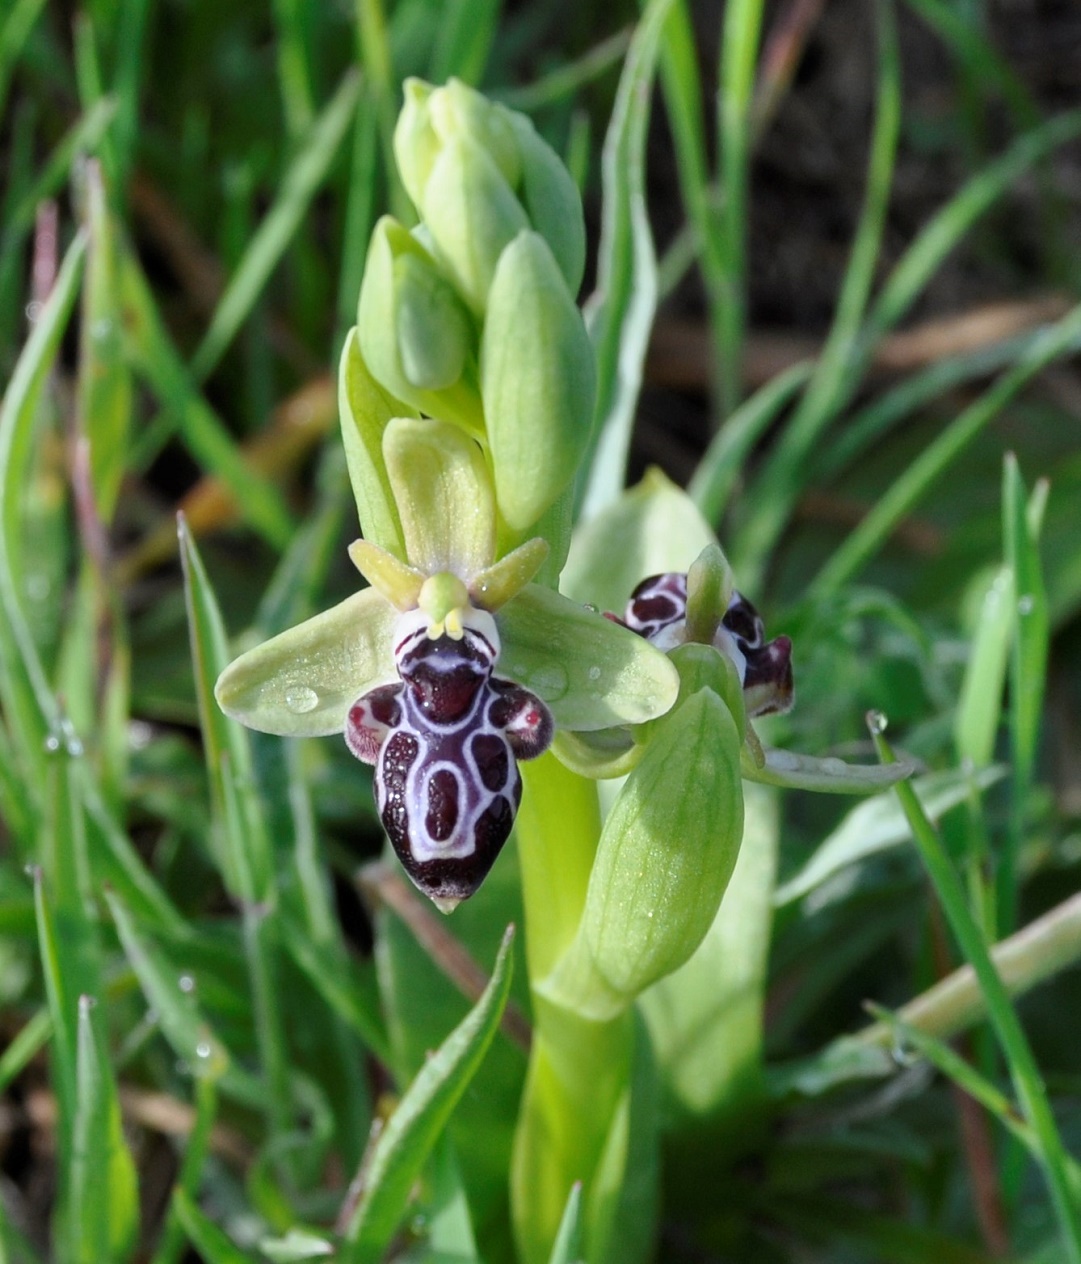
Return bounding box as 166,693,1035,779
346,615,552,908
624,572,794,717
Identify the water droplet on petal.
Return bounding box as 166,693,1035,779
285,685,319,714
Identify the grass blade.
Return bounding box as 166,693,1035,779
71,996,139,1264
190,70,360,382
580,0,675,518
172,1189,258,1264
733,0,901,585
809,302,1081,597
872,721,1081,1262
341,927,515,1263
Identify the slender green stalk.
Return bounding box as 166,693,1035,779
873,723,1081,1262
715,0,764,418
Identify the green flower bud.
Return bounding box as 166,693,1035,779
395,77,521,212
541,686,744,1020
505,111,586,295
357,216,482,431
482,230,596,531
421,134,530,312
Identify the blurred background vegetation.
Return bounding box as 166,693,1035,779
2,0,1081,1261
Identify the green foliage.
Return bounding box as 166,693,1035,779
4,3,1081,1263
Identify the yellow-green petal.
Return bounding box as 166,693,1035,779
495,584,679,730
382,415,495,578
214,588,398,737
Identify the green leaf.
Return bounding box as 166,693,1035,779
774,765,1006,907
641,782,778,1118
562,469,715,613
0,232,85,776
190,70,360,381
547,1183,583,1264
215,586,398,738
78,161,132,522
743,744,918,794
954,564,1014,768
180,517,272,903
71,996,139,1264
257,1229,335,1262
341,927,515,1263
580,0,674,517
495,584,680,730
106,890,231,1085
172,1190,257,1264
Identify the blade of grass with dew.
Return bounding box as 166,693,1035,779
871,721,1081,1261
809,302,1081,598
172,1190,258,1264
341,927,515,1264
180,520,295,1159
0,0,47,120
78,159,132,522
714,0,765,418
71,996,139,1264
119,248,295,548
190,70,360,382
497,28,633,112
999,457,1050,935
688,359,812,523
429,0,501,84
0,231,84,774
104,889,248,1097
732,0,900,586
579,0,675,519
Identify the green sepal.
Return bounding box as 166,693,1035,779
495,584,679,730
421,135,530,313
561,469,716,611
214,588,398,737
742,744,919,794
338,328,408,558
541,688,744,1020
506,111,586,295
357,218,483,432
469,537,548,610
482,231,596,531
684,544,735,645
383,416,495,578
348,539,426,610
394,78,441,212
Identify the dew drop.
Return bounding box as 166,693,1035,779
195,1041,212,1060
1017,594,1034,615
90,317,114,341
285,685,319,715
25,300,42,323
587,665,601,681
819,756,846,775
44,733,62,753
175,1059,191,1077
178,974,195,994
66,735,84,758
867,710,888,735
